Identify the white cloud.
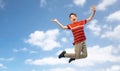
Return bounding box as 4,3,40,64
64,4,74,10
87,19,101,36
63,30,71,36
65,0,86,10
25,45,120,67
13,47,38,54
73,45,120,67
40,0,46,7
0,63,7,69
61,37,67,43
0,57,14,62
13,49,19,53
44,67,77,71
13,47,28,53
25,29,61,51
25,57,67,65
73,0,86,6
29,51,38,54
101,25,120,40
97,0,117,11
106,10,120,22
99,65,120,71
32,69,36,71
103,24,112,31
0,0,5,9
21,47,28,51
106,65,120,71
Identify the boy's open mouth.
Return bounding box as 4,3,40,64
73,19,76,21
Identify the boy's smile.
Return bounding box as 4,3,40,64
73,18,76,21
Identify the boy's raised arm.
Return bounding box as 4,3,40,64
51,18,68,30
86,6,96,22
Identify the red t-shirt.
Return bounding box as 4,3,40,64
67,20,87,45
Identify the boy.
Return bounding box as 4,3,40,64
51,6,96,63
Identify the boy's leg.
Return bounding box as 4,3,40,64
81,41,87,58
64,42,83,59
67,42,83,63
64,41,87,59
65,41,87,63
74,41,87,59
74,42,83,59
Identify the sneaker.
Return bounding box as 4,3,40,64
58,51,66,58
69,58,75,63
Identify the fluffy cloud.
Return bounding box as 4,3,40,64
99,65,120,71
25,29,61,51
31,69,36,71
25,57,67,65
73,45,120,67
61,37,67,43
25,45,120,67
106,65,120,71
43,67,77,71
0,57,14,62
87,19,101,36
13,49,19,53
0,63,6,69
73,0,86,6
0,58,14,69
97,0,117,11
101,25,120,40
0,0,5,9
40,0,46,7
13,47,28,53
106,10,120,22
13,47,38,54
29,51,38,54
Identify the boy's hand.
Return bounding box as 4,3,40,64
91,6,96,12
51,18,58,22
86,5,96,22
51,18,67,29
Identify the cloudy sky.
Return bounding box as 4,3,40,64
0,0,120,71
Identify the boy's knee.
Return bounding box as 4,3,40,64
75,53,87,59
83,53,87,58
75,53,80,59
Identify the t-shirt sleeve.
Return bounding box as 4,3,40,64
80,20,87,25
67,24,71,30
84,19,87,24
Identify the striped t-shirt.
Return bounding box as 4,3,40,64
67,20,87,45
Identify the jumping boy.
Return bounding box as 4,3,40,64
51,6,96,63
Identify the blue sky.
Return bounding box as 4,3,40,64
0,0,120,71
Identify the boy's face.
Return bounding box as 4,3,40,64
69,15,78,23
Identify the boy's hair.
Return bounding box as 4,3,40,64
69,13,77,18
